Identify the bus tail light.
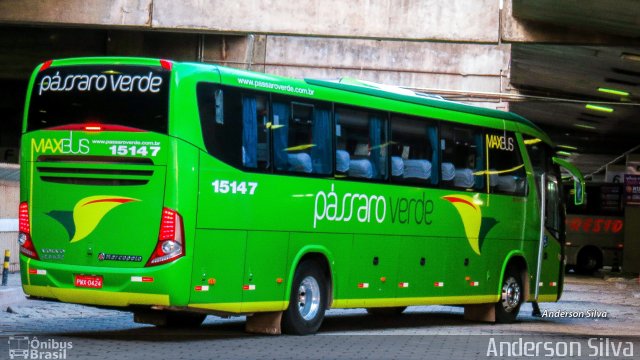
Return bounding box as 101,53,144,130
39,60,53,72
146,208,184,266
18,202,39,260
160,59,173,71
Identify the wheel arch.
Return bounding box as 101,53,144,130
287,246,334,308
499,251,530,302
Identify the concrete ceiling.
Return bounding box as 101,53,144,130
509,0,640,177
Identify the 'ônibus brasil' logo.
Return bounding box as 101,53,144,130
442,195,498,255
47,196,139,243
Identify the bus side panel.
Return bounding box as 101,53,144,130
538,229,562,301
241,231,289,311
397,236,428,298
349,234,399,307
189,229,247,309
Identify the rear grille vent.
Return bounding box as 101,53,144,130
36,155,156,186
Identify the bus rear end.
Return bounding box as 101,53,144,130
19,58,192,310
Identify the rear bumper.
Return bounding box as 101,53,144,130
20,255,189,307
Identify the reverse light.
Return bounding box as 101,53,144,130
18,202,39,260
146,208,184,266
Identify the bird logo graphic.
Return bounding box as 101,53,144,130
442,194,497,255
47,196,139,243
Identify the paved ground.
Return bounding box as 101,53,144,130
0,272,639,359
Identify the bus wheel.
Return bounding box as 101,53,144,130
495,267,523,323
366,307,407,316
282,260,328,335
577,248,602,275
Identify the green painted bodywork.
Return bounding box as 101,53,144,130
19,57,564,315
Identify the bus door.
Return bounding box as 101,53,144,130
534,171,564,300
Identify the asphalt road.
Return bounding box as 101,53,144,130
1,274,639,359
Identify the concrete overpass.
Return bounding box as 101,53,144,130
0,0,639,267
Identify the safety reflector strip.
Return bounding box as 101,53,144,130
131,276,154,283
243,284,256,291
195,285,210,292
28,269,46,275
549,282,557,287
358,283,369,289
398,282,409,288
434,282,445,287
470,281,479,287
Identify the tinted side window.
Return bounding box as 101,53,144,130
486,130,527,196
390,115,438,186
197,83,269,171
335,107,388,180
272,98,333,175
440,124,484,190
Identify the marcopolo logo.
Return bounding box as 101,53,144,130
8,336,73,360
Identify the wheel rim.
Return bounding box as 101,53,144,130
297,276,321,321
501,276,521,313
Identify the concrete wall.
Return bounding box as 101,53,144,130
0,179,19,272
0,0,500,42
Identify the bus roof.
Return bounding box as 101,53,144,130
34,57,552,144
211,63,549,142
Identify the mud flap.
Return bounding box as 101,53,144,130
245,311,283,335
464,303,496,322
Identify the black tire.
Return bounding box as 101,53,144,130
163,311,207,328
576,248,602,275
495,267,523,323
282,260,328,335
366,307,407,316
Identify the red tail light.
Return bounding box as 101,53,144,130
160,59,173,71
18,202,39,260
47,124,144,132
39,60,53,72
146,208,184,266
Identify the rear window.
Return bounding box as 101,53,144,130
28,65,170,133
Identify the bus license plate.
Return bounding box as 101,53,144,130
74,275,103,289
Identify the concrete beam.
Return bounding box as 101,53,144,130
0,0,152,27
153,0,499,42
236,36,511,94
501,0,636,45
0,0,501,43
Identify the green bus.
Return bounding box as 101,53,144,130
19,57,584,335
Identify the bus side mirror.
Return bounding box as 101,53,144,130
552,157,585,206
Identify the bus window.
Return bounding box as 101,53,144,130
272,99,332,175
486,130,526,196
197,84,270,171
28,65,169,133
390,115,438,186
440,124,484,190
335,107,388,180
